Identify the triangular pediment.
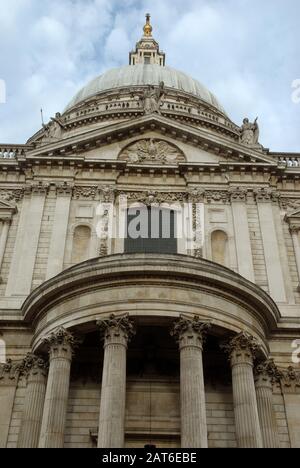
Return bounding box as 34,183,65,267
286,208,300,219
0,199,16,210
27,114,278,167
0,198,17,220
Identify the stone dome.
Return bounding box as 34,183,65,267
65,64,225,113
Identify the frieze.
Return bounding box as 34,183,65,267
73,186,99,200
205,190,230,204
118,190,188,205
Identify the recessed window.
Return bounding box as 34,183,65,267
144,54,151,65
125,207,177,254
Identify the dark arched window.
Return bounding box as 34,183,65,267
125,207,177,254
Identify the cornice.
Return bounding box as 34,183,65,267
21,115,277,166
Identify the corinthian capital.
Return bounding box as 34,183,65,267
255,359,281,387
21,353,48,379
0,359,22,385
229,187,248,202
221,332,260,366
42,327,79,360
254,188,280,203
171,315,211,350
97,314,136,347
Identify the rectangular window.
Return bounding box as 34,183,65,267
125,207,177,254
144,54,151,65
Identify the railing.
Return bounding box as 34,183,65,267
0,145,29,159
278,156,300,168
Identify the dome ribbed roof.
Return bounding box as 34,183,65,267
65,64,225,113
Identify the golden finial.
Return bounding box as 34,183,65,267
143,13,153,37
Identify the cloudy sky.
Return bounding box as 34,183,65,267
0,0,299,152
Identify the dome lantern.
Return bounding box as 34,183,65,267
129,14,165,66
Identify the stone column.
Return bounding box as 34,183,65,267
222,332,263,448
39,328,76,448
18,354,48,448
171,316,211,448
97,314,135,448
254,359,280,448
0,220,10,270
0,360,21,448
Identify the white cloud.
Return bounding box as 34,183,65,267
0,0,299,151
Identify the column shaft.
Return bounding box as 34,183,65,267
231,360,262,447
18,355,47,448
255,361,280,448
224,333,263,448
180,342,207,448
97,314,135,448
172,317,210,448
39,328,75,448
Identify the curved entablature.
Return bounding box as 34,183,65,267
21,254,281,353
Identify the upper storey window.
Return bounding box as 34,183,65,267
125,207,177,254
144,54,151,65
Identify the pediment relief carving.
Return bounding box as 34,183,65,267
0,197,17,220
119,138,186,165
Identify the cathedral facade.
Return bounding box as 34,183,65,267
0,16,300,449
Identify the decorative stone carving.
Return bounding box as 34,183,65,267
73,186,98,200
280,366,300,394
119,138,185,165
229,187,248,202
97,314,136,344
255,359,281,385
142,82,165,115
240,117,260,146
205,190,230,204
99,185,117,203
98,207,110,258
0,359,22,384
0,189,24,203
25,182,49,196
119,190,188,205
42,327,79,357
188,187,205,204
171,315,211,347
254,188,280,203
281,198,300,211
42,112,66,142
289,224,300,234
21,353,48,378
56,182,73,196
221,332,260,364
